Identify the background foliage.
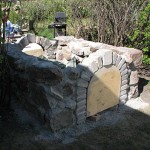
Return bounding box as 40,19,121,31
2,0,150,64
0,0,149,108
127,3,150,64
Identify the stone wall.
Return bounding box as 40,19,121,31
6,34,142,131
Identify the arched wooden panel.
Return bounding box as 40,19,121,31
87,66,121,117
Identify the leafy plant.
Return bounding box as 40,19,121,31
127,3,150,64
36,28,53,39
9,8,21,25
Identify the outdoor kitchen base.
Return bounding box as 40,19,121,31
6,34,142,131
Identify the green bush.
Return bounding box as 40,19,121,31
20,0,68,38
7,0,149,57
36,28,53,39
9,9,21,25
128,3,150,64
21,0,67,22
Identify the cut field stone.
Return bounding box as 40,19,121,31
6,34,142,131
99,49,113,66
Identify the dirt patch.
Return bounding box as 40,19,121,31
0,99,150,150
0,79,150,150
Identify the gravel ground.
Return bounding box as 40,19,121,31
0,80,150,150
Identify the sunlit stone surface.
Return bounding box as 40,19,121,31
22,43,43,57
87,66,121,117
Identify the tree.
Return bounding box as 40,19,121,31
0,1,11,108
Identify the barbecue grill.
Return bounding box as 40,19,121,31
48,12,67,37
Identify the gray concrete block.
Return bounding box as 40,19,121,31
76,105,86,114
16,36,29,48
120,90,127,96
120,63,127,72
117,58,125,70
121,79,128,86
44,39,52,50
36,36,41,44
119,99,127,105
98,57,103,69
88,60,99,73
115,55,121,66
120,94,128,101
76,111,86,118
121,84,129,91
77,87,86,96
121,69,128,76
113,52,118,65
129,71,139,85
77,78,89,88
27,33,36,43
81,71,92,81
77,99,86,108
77,118,86,124
77,94,87,102
100,49,113,66
122,74,129,81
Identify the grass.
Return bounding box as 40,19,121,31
36,28,53,39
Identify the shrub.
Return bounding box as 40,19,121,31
36,28,53,39
127,3,150,64
9,8,21,25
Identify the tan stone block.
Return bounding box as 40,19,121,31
115,47,142,67
22,43,43,57
82,58,98,73
82,47,91,56
62,49,72,61
128,85,139,98
88,42,102,52
56,50,63,60
129,71,139,85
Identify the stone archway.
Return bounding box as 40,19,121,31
87,66,121,117
76,49,129,124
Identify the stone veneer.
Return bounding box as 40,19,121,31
6,34,142,131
